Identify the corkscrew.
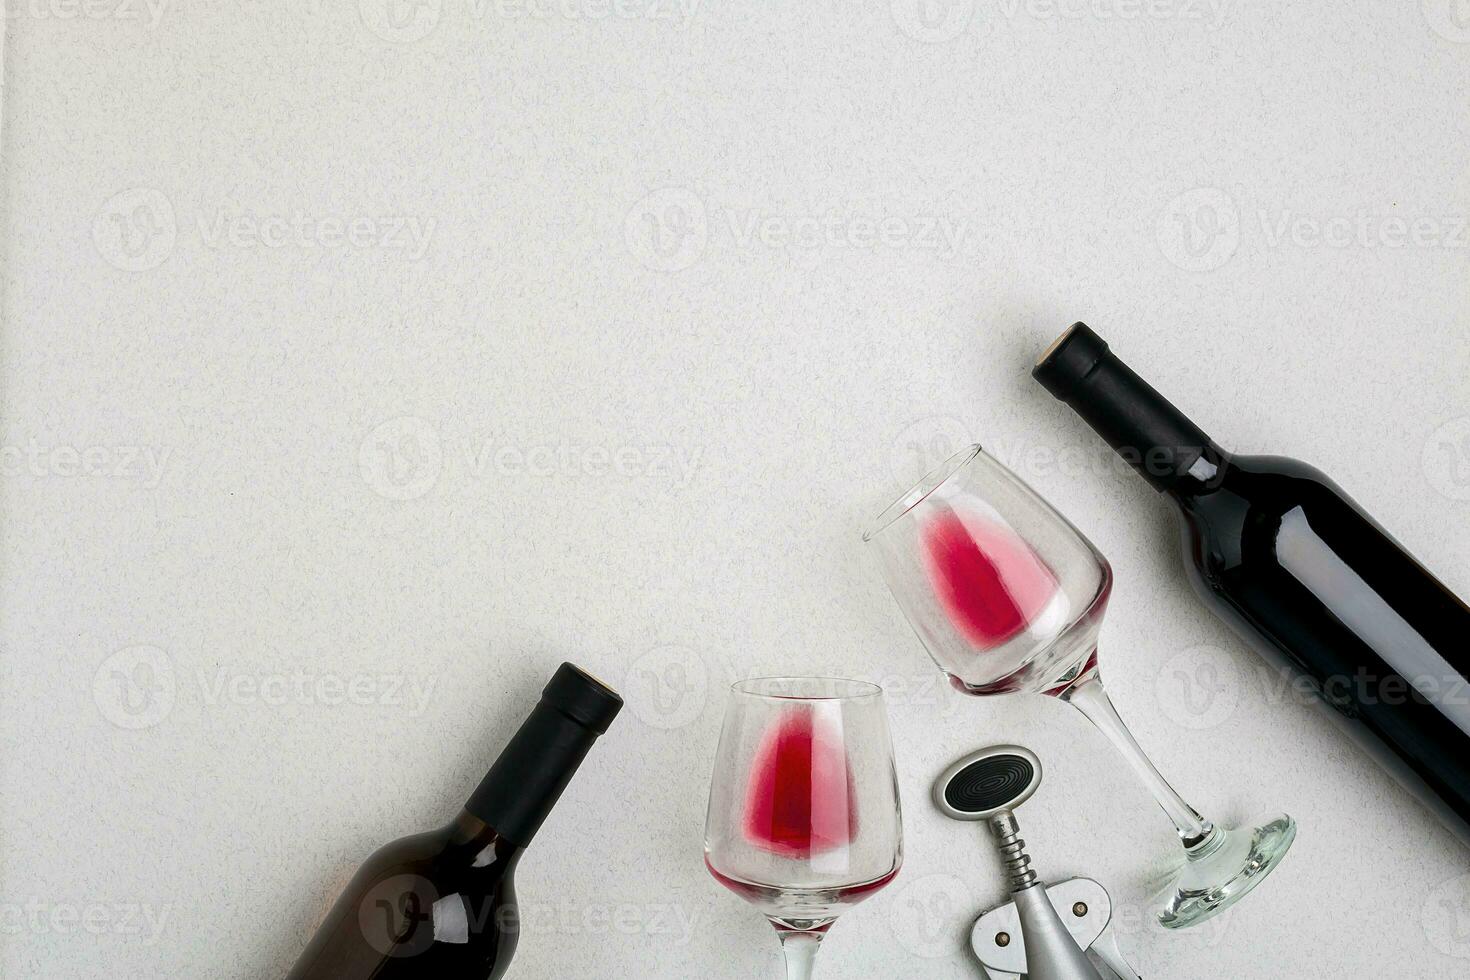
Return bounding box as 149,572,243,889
933,745,1141,980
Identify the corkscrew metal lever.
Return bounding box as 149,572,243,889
933,745,1141,980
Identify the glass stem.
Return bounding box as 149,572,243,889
1061,666,1212,846
777,931,822,980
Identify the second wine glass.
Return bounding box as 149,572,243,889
704,677,903,979
865,444,1294,929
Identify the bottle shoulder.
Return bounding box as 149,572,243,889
356,821,520,883
1173,453,1366,577
362,826,454,868
1179,453,1345,520
1224,453,1334,485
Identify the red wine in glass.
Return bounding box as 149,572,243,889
743,709,858,859
704,678,903,979
921,508,1063,652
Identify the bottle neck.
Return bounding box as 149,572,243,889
464,700,602,850
1164,441,1232,504
1034,324,1226,494
446,809,525,866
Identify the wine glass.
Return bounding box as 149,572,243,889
864,444,1294,929
704,677,903,979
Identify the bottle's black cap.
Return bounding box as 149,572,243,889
465,662,623,848
1031,322,1213,492
542,662,623,733
1033,322,1111,399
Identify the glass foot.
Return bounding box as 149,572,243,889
1156,814,1297,930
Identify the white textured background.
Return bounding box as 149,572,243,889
3,1,1469,977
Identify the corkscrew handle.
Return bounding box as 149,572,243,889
1012,883,1105,980
970,878,1140,980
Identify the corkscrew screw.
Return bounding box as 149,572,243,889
933,745,1141,980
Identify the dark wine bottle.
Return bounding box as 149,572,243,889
1033,323,1470,847
284,662,622,979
